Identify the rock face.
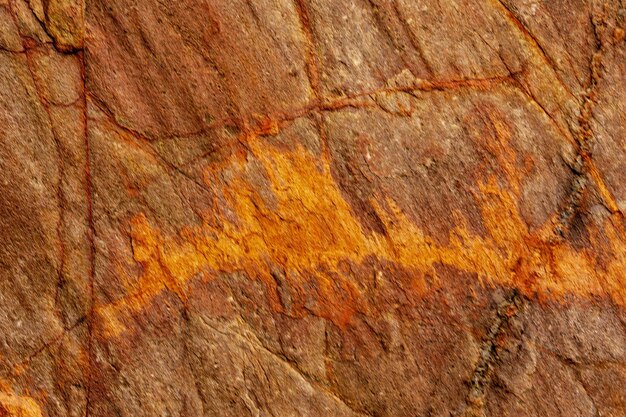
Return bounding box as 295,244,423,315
1,0,625,416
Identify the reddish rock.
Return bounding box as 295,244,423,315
1,0,625,416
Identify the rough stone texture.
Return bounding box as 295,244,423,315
1,0,625,416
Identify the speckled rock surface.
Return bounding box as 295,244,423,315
1,1,625,416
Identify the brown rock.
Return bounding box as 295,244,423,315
1,0,625,416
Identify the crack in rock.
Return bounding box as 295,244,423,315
464,290,525,417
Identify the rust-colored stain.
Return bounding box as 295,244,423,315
0,387,43,417
97,126,626,337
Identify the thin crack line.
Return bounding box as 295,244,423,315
492,0,576,101
292,0,332,162
200,316,374,417
81,8,95,414
88,73,517,225
3,316,87,379
463,290,524,417
552,7,624,239
7,0,69,323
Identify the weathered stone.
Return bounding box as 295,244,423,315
1,0,625,416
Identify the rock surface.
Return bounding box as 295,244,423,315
1,0,625,416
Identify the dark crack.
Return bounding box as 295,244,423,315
493,0,575,100
463,290,525,417
551,8,609,239
2,316,87,380
90,73,516,226
23,0,83,53
81,19,94,414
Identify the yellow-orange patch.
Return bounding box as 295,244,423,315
97,134,626,337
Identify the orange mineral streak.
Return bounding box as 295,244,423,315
0,389,43,417
97,133,626,337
